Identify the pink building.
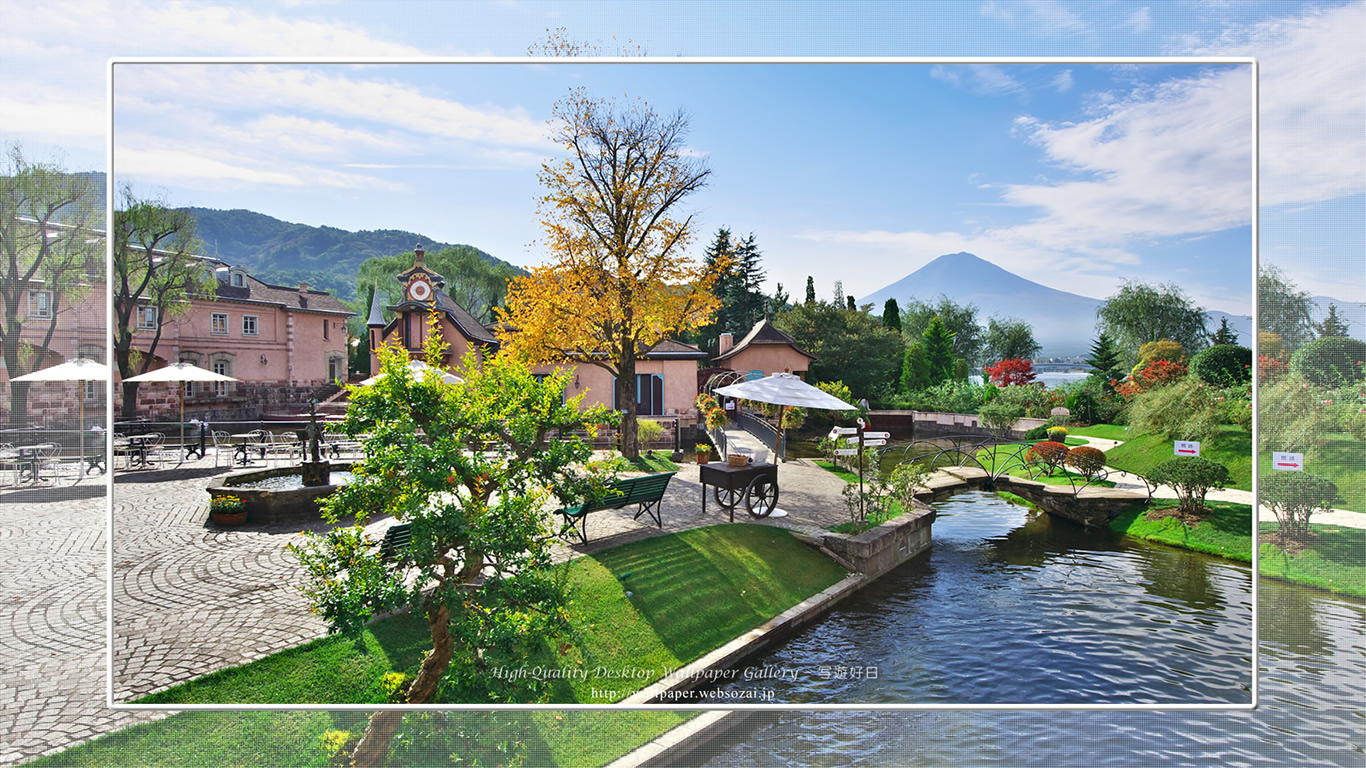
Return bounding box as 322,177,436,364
712,318,815,380
366,247,709,426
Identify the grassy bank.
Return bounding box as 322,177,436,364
31,710,696,768
1110,499,1364,598
1103,425,1251,491
137,525,844,706
1068,424,1131,441
1256,432,1364,512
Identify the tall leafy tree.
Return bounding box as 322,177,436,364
499,90,723,458
774,299,902,403
112,188,215,417
881,298,901,334
291,335,614,764
900,295,984,368
921,316,957,387
0,145,102,428
1096,279,1209,363
1313,303,1351,338
1258,265,1316,349
900,342,930,393
1210,316,1240,345
983,316,1040,365
1085,331,1126,391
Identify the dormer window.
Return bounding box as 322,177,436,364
230,269,246,288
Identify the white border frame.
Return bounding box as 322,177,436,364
106,55,1259,713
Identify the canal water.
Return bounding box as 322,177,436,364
701,491,1364,765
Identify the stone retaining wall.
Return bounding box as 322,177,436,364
813,505,936,580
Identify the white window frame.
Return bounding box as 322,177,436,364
212,360,230,397
242,315,258,336
230,271,246,287
28,290,52,319
211,312,229,335
83,380,100,402
136,305,158,330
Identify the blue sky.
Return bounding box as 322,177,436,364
3,1,1362,323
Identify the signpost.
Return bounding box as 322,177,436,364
1272,452,1304,471
864,439,887,447
1174,441,1201,456
834,448,858,457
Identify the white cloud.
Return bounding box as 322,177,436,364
980,0,1090,36
1051,69,1074,93
930,64,1025,97
1180,1,1366,207
117,149,308,186
1127,7,1153,34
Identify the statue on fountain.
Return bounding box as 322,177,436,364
300,398,331,487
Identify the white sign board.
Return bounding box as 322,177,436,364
833,448,858,457
1272,452,1304,471
864,439,887,447
846,436,862,445
1174,441,1200,456
724,401,735,410
863,431,891,440
831,427,859,435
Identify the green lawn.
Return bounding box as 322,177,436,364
1109,499,1253,562
1067,424,1132,441
1258,522,1366,598
1257,432,1364,512
1103,425,1252,490
30,710,696,768
137,525,843,706
628,450,680,474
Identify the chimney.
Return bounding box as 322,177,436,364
719,333,734,355
298,282,308,294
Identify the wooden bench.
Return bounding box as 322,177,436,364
377,522,413,561
555,471,676,544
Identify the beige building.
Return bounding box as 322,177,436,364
712,318,815,380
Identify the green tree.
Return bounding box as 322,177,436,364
0,146,102,428
983,316,1040,365
775,299,903,403
1210,316,1240,345
978,400,1024,439
1313,303,1351,338
1261,471,1339,543
112,188,215,417
804,276,816,305
901,296,984,368
290,334,615,764
1259,264,1316,350
921,316,957,387
696,229,767,351
1085,332,1126,391
1147,456,1230,517
769,282,791,314
881,298,901,334
1096,280,1209,363
900,342,930,393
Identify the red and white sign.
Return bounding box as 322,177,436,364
846,436,861,445
833,448,858,457
1272,452,1304,471
864,439,887,447
863,431,891,440
725,401,735,410
830,427,859,436
1174,441,1200,456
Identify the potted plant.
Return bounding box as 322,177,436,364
1046,425,1069,443
695,442,713,464
208,494,248,526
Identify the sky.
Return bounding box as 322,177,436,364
2,0,1362,324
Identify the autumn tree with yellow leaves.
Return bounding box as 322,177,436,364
500,90,726,458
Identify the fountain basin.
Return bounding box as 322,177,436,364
207,463,354,526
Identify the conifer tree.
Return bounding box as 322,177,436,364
1210,316,1240,346
882,298,901,333
1313,303,1351,338
922,316,957,386
804,276,816,305
1085,331,1125,391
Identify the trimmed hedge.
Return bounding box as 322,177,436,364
1289,337,1366,387
1189,344,1252,386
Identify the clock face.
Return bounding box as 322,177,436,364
409,277,432,302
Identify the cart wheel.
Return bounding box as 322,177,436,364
745,476,779,517
712,485,742,509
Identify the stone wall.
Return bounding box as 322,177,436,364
813,505,936,580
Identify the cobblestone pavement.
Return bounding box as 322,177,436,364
0,452,852,764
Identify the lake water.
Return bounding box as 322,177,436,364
701,491,1364,765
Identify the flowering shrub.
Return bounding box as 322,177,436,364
984,358,1037,387
208,495,246,515
1024,440,1070,476
1045,426,1068,442
1115,359,1187,399
1065,446,1107,480
1259,355,1289,382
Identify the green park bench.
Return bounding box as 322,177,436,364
377,522,413,561
555,471,676,544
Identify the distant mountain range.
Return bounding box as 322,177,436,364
858,251,1361,358
182,207,522,302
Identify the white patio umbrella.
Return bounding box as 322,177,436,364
712,372,857,461
124,362,238,462
12,358,109,479
359,360,463,387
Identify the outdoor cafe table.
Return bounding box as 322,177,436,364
230,433,267,466
115,434,160,470
699,461,780,521
1,444,50,484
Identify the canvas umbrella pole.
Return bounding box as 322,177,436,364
12,358,110,482
124,363,238,464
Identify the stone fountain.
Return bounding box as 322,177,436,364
206,400,354,526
